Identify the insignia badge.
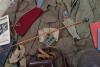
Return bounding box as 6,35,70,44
63,10,80,40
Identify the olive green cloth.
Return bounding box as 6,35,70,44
4,0,100,66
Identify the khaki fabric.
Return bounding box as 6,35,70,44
3,0,100,66
4,0,94,57
63,0,100,38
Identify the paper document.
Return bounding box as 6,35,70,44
0,15,10,46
